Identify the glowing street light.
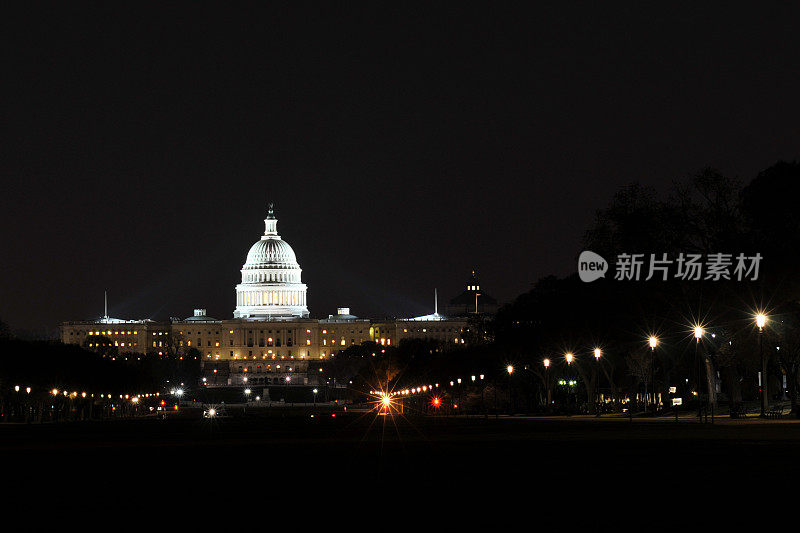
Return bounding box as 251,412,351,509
756,313,767,332
593,348,602,415
692,324,706,416
565,353,574,365
507,365,514,414
543,358,552,407
756,312,769,417
648,336,659,412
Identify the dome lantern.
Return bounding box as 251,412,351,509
264,202,279,237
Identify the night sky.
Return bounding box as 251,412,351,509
3,3,800,333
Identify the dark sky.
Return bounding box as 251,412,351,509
3,3,800,333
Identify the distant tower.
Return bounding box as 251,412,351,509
446,269,498,316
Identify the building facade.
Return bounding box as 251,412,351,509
60,206,484,387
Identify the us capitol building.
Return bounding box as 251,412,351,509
59,205,498,388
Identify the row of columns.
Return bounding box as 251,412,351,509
245,271,299,283
238,290,306,306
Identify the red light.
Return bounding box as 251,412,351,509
430,396,442,408
160,400,165,406
331,413,336,417
173,404,179,411
453,404,458,409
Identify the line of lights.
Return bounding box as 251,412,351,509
8,385,164,404
370,373,487,399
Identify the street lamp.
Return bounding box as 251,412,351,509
507,365,514,415
593,348,602,415
693,325,705,418
756,312,768,417
564,353,575,410
648,336,659,413
543,359,552,408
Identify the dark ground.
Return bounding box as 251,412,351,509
4,412,796,524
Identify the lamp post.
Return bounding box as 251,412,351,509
694,325,704,420
507,365,514,415
594,348,602,416
648,336,659,413
565,353,574,411
543,358,551,409
756,313,768,417
313,388,318,409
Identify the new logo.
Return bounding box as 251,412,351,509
578,251,608,282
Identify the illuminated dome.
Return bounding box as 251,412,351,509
233,204,309,319
245,238,297,267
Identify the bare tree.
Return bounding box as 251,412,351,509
626,350,652,408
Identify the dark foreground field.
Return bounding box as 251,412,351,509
4,412,798,521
